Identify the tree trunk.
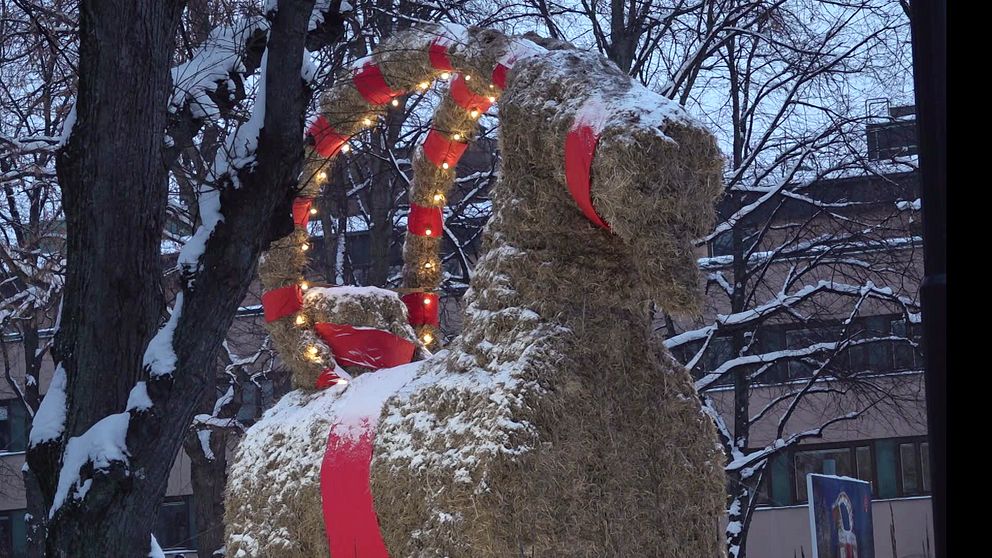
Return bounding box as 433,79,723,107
184,428,230,557
26,1,335,555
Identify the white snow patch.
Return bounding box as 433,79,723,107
149,534,165,558
57,103,77,147
126,382,153,412
143,292,184,377
177,187,223,274
198,429,216,461
51,412,131,517
29,364,67,446
170,18,269,117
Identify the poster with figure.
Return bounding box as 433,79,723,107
807,474,874,558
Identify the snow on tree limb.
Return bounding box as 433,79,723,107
49,412,131,518
142,292,184,377
29,364,68,446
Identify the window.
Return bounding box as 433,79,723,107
794,447,858,502
0,403,9,452
153,497,193,551
891,318,923,371
701,337,734,386
0,510,25,558
709,230,733,257
756,437,930,508
898,439,931,496
785,327,842,379
0,400,27,453
0,514,10,558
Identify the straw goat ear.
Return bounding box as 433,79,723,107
590,121,725,314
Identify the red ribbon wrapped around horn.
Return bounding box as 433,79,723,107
450,74,493,114
422,129,469,169
308,115,350,157
429,40,455,71
261,284,304,323
407,203,443,238
292,198,313,228
402,292,440,327
353,62,402,106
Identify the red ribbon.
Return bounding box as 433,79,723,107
314,322,416,370
492,63,509,90
422,129,468,169
407,203,443,238
292,198,313,228
321,424,390,558
450,74,493,114
308,115,349,157
353,62,402,106
315,368,345,389
401,292,440,327
564,124,610,230
261,284,304,323
429,40,455,71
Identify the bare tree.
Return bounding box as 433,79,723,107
2,0,349,553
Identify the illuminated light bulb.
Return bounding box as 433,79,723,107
309,207,318,215
423,296,431,305
433,193,444,203
465,75,472,81
442,162,450,170
340,144,351,153
295,314,306,326
489,84,495,89
301,243,310,252
440,72,451,80
452,133,461,141
307,345,319,357
418,81,430,90
469,109,480,119
317,171,328,181
488,96,496,103
422,332,434,344
362,117,373,126
300,281,310,291
424,261,434,269
425,228,433,236
391,98,400,107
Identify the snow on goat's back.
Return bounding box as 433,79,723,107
225,359,427,558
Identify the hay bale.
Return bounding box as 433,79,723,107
368,47,726,557
225,288,425,558
224,388,337,558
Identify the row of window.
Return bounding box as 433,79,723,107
675,314,923,387
0,400,27,454
756,436,930,508
0,497,194,557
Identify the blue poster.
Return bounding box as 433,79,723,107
807,474,874,558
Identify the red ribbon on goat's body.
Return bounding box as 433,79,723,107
422,129,469,169
401,292,440,327
450,74,493,114
429,41,455,71
261,284,303,323
407,203,443,238
353,62,402,106
564,123,610,230
321,422,390,558
314,322,416,370
292,198,313,228
308,115,349,157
